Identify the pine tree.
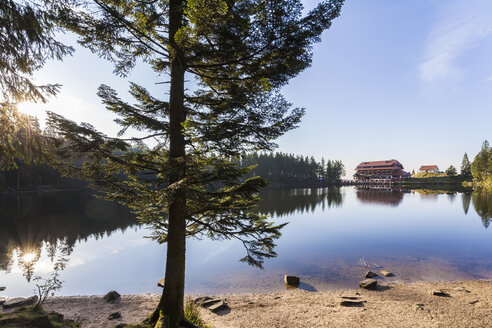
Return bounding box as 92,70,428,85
488,148,492,184
0,0,73,103
445,165,457,176
461,153,472,178
471,140,490,183
48,1,344,326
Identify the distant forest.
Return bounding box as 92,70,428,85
241,152,345,188
1,152,344,191
0,162,84,191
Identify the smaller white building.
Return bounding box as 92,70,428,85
419,165,439,173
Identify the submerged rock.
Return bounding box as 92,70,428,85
284,275,300,287
359,279,377,290
2,296,38,309
103,291,121,302
0,286,5,291
379,269,394,277
364,271,378,278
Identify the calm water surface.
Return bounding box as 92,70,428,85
1,187,491,296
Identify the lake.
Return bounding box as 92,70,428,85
1,186,491,296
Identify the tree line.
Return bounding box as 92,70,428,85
420,140,490,184
240,152,345,187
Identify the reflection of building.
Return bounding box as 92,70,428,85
419,165,440,173
355,187,406,206
353,160,410,183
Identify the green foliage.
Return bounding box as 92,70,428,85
325,159,345,183
445,165,457,176
471,140,490,184
0,0,73,102
184,300,210,328
461,153,472,178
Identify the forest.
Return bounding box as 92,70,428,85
241,152,345,187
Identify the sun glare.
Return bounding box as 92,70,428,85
17,102,44,119
21,252,37,263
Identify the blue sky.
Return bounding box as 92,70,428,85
19,0,492,177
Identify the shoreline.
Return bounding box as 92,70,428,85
3,279,488,328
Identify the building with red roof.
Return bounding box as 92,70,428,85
353,159,410,183
419,165,439,173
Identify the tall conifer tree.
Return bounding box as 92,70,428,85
471,140,490,183
461,153,472,178
48,1,344,326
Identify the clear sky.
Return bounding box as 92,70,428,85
19,0,492,177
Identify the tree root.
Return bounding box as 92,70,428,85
143,310,199,328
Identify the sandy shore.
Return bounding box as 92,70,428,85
3,279,489,327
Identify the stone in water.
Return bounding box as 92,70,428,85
284,275,300,287
365,271,378,278
380,269,394,277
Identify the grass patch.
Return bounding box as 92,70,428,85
124,299,211,328
184,299,210,328
404,175,468,186
0,306,79,328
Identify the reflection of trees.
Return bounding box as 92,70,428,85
471,190,492,228
355,187,406,207
462,193,471,215
256,187,343,217
0,190,138,280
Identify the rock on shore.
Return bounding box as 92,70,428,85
7,279,488,328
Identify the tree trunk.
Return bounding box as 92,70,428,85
147,1,188,327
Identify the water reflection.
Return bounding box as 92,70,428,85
256,187,343,217
462,193,471,215
355,186,408,206
472,189,492,228
0,191,138,281
1,187,492,295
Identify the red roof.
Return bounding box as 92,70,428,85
356,159,403,170
419,165,438,171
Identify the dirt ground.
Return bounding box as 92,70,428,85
30,279,492,327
